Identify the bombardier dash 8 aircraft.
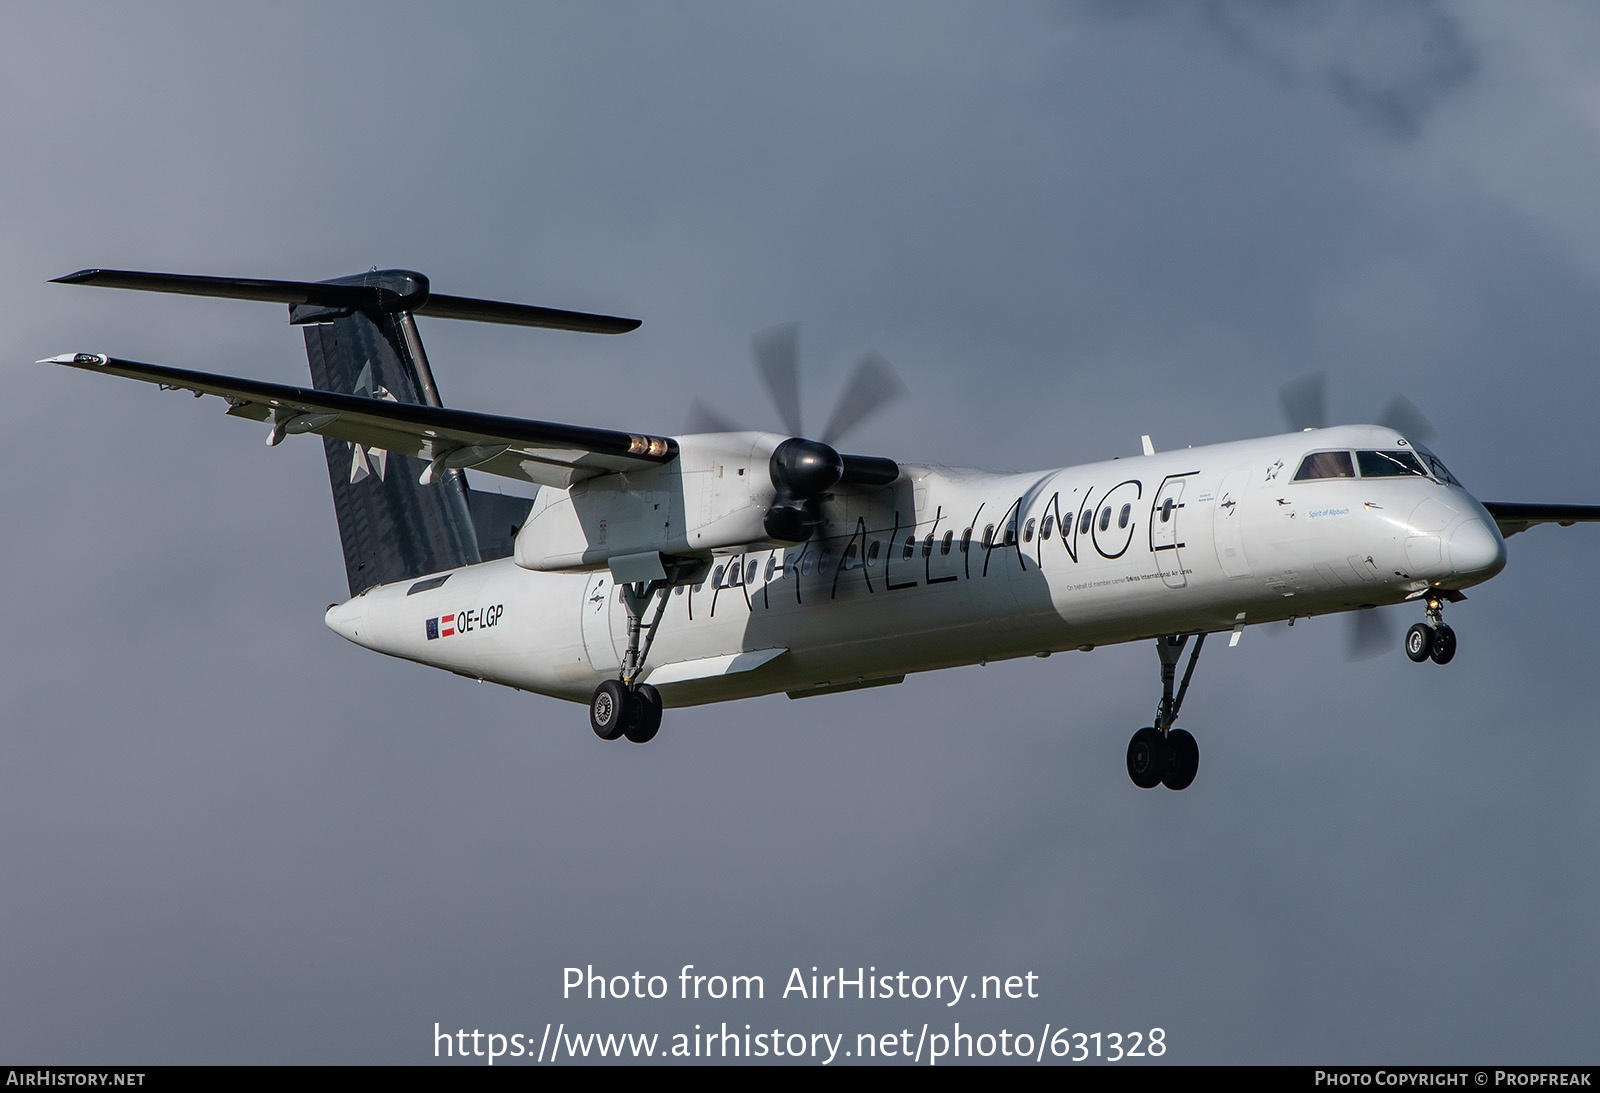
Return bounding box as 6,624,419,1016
43,268,1600,790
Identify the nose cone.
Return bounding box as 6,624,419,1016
1448,516,1506,584
324,597,368,645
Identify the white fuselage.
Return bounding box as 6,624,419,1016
323,425,1507,707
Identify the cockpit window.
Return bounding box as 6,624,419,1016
1356,450,1428,478
1293,451,1355,481
1413,445,1460,487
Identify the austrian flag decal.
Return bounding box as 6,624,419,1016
424,606,501,640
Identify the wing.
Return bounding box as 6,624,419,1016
41,353,675,489
1482,501,1600,539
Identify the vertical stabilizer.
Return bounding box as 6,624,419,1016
295,274,485,594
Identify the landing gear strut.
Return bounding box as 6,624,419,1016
589,575,677,744
1403,593,1457,665
1127,633,1205,791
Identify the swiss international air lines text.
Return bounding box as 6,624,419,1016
433,965,1168,1065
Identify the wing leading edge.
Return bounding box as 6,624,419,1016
41,353,676,490
1482,502,1600,539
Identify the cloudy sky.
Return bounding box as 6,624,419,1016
4,1,1599,1065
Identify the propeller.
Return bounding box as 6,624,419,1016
1278,372,1441,661
689,324,906,543
1277,372,1437,444
1346,605,1394,660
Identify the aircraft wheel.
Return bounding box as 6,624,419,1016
1127,727,1169,789
1162,728,1199,791
1405,623,1433,663
590,680,630,741
625,683,663,744
1429,624,1457,665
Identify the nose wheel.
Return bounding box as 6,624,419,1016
1404,594,1458,665
1127,635,1205,790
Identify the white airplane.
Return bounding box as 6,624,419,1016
42,268,1600,790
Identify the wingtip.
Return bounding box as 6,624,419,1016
38,352,108,365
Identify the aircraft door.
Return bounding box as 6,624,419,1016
1151,473,1196,588
1213,466,1253,578
581,572,621,673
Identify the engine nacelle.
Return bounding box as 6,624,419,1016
514,432,786,571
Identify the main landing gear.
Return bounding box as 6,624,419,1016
1126,634,1205,791
590,576,675,744
1404,593,1458,665
590,679,663,744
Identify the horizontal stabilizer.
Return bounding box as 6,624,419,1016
51,268,641,334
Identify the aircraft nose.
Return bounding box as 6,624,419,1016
1448,515,1506,583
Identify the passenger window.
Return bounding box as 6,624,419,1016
903,536,915,559
961,528,972,553
1357,450,1428,478
1079,509,1093,535
1160,498,1175,523
866,541,880,567
941,530,953,555
922,534,934,558
746,559,758,583
1041,513,1054,540
817,550,831,574
1004,521,1016,546
1118,504,1131,529
983,524,995,548
1099,507,1111,532
675,584,684,596
841,544,858,570
1023,518,1036,543
765,557,776,581
713,564,725,586
800,552,812,576
1293,451,1355,481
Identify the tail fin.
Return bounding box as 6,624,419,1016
293,270,561,594
296,277,484,595
53,267,639,594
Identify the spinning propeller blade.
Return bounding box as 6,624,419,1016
1377,395,1437,447
1346,606,1396,661
820,351,907,447
1279,373,1327,432
684,399,742,436
753,323,804,438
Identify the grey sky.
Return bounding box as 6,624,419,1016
3,1,1598,1064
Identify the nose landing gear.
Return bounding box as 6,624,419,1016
1404,594,1457,665
1127,634,1205,790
